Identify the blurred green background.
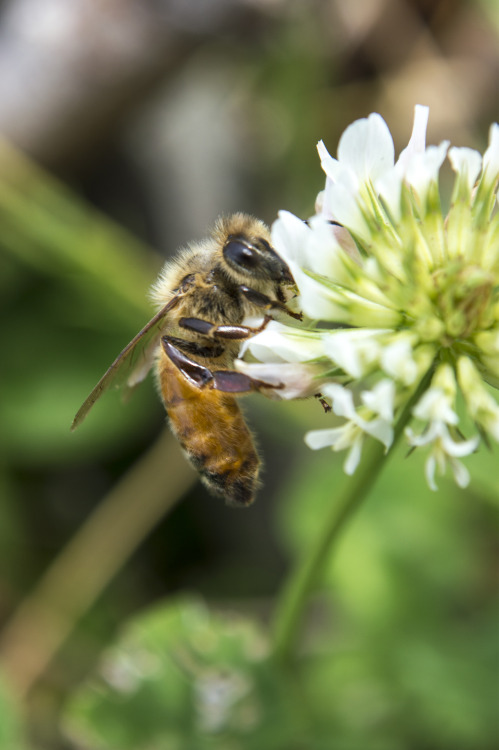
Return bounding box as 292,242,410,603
0,0,497,748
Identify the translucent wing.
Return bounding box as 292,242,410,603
71,294,181,431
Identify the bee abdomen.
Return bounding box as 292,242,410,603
195,453,260,507
159,359,260,506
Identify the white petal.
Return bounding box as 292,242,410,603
322,329,384,379
396,104,429,171
405,421,440,447
321,181,371,242
344,436,363,474
322,383,357,419
448,147,483,191
327,222,363,264
361,379,395,421
440,430,480,457
376,168,403,222
240,321,323,363
337,113,395,182
405,141,450,198
305,216,354,275
482,122,499,182
381,337,419,385
315,188,326,216
376,106,430,220
318,114,396,237
235,360,325,400
412,388,458,424
317,140,347,184
296,268,400,326
278,214,354,278
305,427,347,450
294,268,349,320
450,458,471,488
360,416,393,449
424,454,438,491
271,210,310,266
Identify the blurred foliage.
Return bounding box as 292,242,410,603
0,672,26,750
0,142,162,462
61,445,497,750
0,1,497,748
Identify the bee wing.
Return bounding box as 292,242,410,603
71,295,180,431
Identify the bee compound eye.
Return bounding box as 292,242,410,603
223,239,258,270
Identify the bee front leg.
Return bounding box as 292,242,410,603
238,285,303,321
162,337,283,394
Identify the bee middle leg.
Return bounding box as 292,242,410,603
162,337,283,394
178,315,273,341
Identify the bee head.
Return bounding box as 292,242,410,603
223,234,294,285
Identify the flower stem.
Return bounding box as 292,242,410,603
271,366,435,663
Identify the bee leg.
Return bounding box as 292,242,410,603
161,338,214,388
210,370,284,394
238,285,303,321
179,315,273,341
164,335,224,359
162,337,283,394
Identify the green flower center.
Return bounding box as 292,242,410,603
431,261,494,342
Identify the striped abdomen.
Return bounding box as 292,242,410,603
158,356,260,506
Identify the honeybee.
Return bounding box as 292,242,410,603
72,213,302,507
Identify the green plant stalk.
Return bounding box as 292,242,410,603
0,429,197,701
272,365,436,663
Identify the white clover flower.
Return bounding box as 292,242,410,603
240,106,499,490
405,364,480,489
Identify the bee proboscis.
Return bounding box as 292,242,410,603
72,213,301,506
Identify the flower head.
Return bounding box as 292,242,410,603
239,106,499,489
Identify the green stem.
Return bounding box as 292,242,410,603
272,366,435,663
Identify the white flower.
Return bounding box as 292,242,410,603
457,356,499,441
236,360,328,401
239,106,499,491
239,320,324,363
405,364,480,489
306,422,364,475
305,382,393,474
404,141,450,207
361,379,396,423
321,329,386,379
448,147,482,192
482,123,499,185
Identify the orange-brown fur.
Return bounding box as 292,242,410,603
158,355,259,505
